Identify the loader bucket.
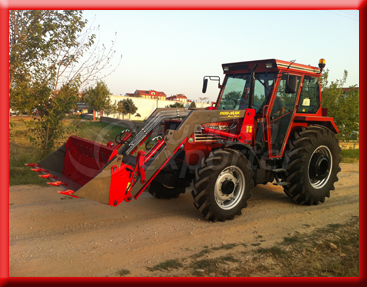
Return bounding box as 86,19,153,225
28,135,134,206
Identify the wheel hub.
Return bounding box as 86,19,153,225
310,153,329,180
221,180,235,195
214,166,245,210
308,145,333,189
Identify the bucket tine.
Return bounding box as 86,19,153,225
47,181,67,186
25,163,41,168
58,190,78,198
31,168,49,173
39,174,58,179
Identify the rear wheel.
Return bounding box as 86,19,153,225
283,125,341,205
192,149,254,221
147,180,186,199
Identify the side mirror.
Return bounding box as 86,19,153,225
285,74,297,93
202,78,208,93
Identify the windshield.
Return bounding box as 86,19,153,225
217,73,276,113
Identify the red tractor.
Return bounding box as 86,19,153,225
26,58,341,221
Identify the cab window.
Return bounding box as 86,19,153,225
297,76,320,113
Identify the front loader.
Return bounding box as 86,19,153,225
26,58,342,221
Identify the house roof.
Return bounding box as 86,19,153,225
135,90,166,96
341,87,359,92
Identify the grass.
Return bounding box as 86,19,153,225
147,259,183,271
116,269,131,277
340,149,359,163
211,243,238,251
143,216,359,277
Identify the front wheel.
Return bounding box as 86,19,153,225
191,149,254,221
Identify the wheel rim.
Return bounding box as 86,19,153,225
214,166,245,210
308,145,333,189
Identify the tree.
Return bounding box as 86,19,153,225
121,98,138,119
9,10,121,155
321,69,359,141
169,102,185,108
83,80,111,118
104,100,118,117
189,101,196,108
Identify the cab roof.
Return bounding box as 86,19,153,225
222,59,321,75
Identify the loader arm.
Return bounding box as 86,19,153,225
128,109,249,199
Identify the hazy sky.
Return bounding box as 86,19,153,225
82,10,359,102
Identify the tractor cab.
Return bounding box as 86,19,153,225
204,59,326,157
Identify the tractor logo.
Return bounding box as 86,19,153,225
220,111,240,118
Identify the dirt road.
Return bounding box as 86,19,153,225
9,163,359,277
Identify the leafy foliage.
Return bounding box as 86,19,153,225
321,69,359,140
83,80,111,117
120,98,138,119
104,99,118,117
9,10,121,155
189,101,196,108
169,102,185,108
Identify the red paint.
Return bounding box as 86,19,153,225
107,149,118,162
134,138,188,200
144,139,165,163
63,136,115,186
57,190,78,199
25,163,41,168
47,181,67,186
114,131,132,149
202,127,238,140
238,108,255,144
31,168,49,173
293,115,339,133
136,151,147,184
39,174,57,179
108,163,134,206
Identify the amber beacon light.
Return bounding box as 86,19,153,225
318,58,326,72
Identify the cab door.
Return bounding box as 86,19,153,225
266,73,302,157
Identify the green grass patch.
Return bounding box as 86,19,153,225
190,255,239,276
281,235,301,245
9,145,48,187
251,243,261,247
211,243,238,251
116,269,130,277
190,248,212,259
327,223,342,230
256,246,287,257
341,149,359,163
147,259,183,272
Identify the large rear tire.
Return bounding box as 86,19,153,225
283,125,342,205
192,149,254,221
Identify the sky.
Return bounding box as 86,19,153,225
81,10,359,103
